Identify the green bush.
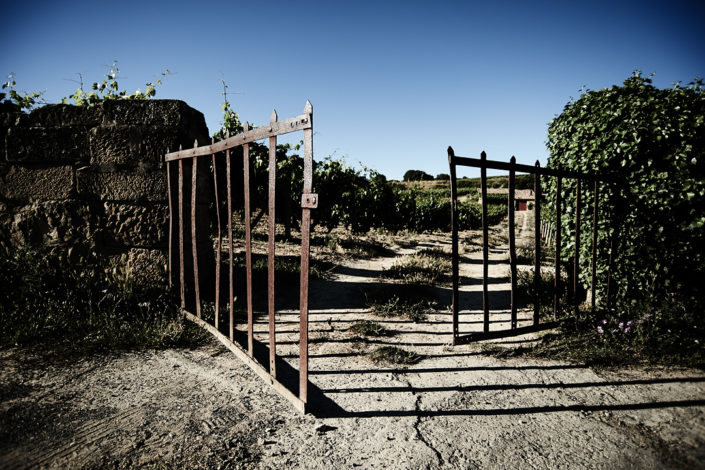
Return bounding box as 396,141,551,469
543,71,705,366
546,72,705,318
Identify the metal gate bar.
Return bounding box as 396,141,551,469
447,147,620,344
165,102,315,413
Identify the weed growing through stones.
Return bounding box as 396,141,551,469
369,346,420,365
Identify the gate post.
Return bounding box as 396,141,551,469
448,147,459,344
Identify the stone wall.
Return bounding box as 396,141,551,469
0,100,213,296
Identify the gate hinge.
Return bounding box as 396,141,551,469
301,193,318,209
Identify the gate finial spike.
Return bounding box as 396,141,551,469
179,144,182,151
304,100,313,113
194,139,198,148
535,160,541,167
510,155,516,164
270,109,278,123
481,150,487,160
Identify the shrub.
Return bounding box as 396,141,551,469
546,71,705,324
403,169,434,181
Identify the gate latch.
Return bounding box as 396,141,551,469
301,193,318,209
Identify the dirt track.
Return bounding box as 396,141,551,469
2,226,705,469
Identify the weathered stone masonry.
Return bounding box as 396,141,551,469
0,100,213,292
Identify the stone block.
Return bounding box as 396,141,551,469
102,100,201,128
89,125,183,167
57,104,104,127
102,202,168,247
77,168,166,202
1,165,74,201
7,200,94,248
6,127,89,163
23,104,102,128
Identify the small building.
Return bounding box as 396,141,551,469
477,188,535,211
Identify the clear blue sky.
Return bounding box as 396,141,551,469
2,0,703,180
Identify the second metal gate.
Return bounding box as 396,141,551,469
448,146,622,344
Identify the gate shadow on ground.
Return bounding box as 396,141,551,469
306,374,705,419
310,398,705,419
308,278,512,312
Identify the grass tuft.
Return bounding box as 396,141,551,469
383,250,450,286
365,284,436,323
369,346,421,365
348,320,388,336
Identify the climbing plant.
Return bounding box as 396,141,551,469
61,60,170,106
545,71,705,321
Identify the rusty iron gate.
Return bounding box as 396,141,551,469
165,102,315,412
447,147,621,344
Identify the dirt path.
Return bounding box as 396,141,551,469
2,225,705,469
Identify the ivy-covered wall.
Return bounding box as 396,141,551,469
0,100,212,289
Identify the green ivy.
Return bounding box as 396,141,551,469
545,71,705,319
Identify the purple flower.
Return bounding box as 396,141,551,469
597,326,604,334
624,327,631,333
618,322,624,330
600,319,607,325
627,320,633,327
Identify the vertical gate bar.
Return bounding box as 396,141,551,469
591,180,598,316
605,207,621,312
508,156,517,329
299,100,314,404
227,138,234,340
480,151,490,333
268,111,278,378
448,147,459,343
167,159,172,288
606,232,614,310
244,142,254,356
178,153,185,309
605,181,625,312
554,168,562,320
212,140,221,328
573,179,581,317
191,148,201,319
533,161,541,325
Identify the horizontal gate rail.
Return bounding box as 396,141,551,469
165,114,311,161
166,102,314,413
448,146,621,344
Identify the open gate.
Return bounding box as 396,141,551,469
447,147,621,344
165,102,315,412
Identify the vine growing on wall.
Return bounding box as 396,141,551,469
1,61,170,110
1,72,45,110
61,60,170,106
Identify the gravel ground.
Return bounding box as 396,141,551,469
2,224,704,469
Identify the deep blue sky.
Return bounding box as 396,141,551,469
2,0,703,179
